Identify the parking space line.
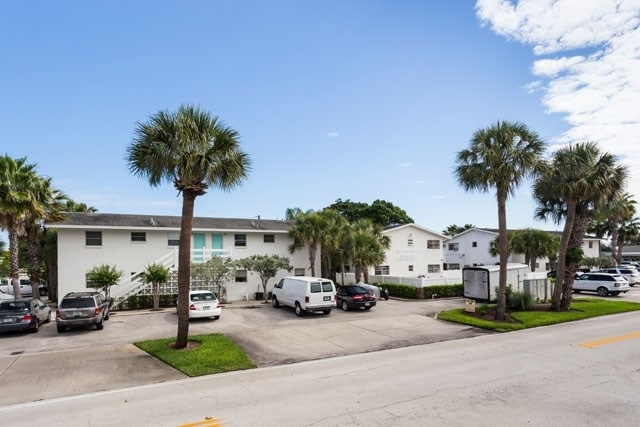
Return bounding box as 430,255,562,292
178,417,222,427
577,331,640,348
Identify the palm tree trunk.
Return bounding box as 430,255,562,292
27,223,42,297
496,196,508,321
8,221,22,298
153,282,160,310
308,245,317,277
561,211,589,310
175,190,196,349
553,198,577,311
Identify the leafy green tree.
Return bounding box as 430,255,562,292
190,256,236,302
327,198,413,227
442,224,476,237
455,121,544,320
236,255,293,302
140,263,171,310
0,155,40,298
86,264,123,302
534,142,627,310
127,105,251,349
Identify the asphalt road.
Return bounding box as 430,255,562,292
1,309,639,426
0,297,488,406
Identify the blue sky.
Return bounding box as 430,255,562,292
1,0,638,238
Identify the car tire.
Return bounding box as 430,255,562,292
104,311,110,321
214,315,220,320
322,309,331,315
597,287,609,297
57,325,65,333
96,319,104,330
272,297,280,308
342,301,349,311
30,320,39,333
295,302,303,317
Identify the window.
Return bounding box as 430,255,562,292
167,232,179,246
408,265,414,272
235,234,247,247
264,234,275,243
448,243,459,251
131,232,146,243
427,240,440,249
589,241,593,248
448,263,460,270
375,265,390,275
428,264,440,273
85,231,102,246
294,268,306,276
472,241,477,248
235,269,247,283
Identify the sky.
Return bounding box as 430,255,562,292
1,0,639,238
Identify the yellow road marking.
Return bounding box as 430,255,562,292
578,331,640,348
178,417,222,427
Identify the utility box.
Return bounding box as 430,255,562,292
463,264,529,301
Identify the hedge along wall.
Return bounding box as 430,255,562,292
119,294,178,310
379,283,463,299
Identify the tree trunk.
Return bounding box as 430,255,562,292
9,222,22,298
496,196,508,321
561,211,589,310
308,244,317,277
27,223,42,298
175,191,196,349
153,282,160,310
552,198,577,311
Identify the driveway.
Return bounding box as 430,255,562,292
1,297,487,406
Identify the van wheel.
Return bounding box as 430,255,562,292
597,287,609,297
342,301,349,311
610,291,620,296
272,297,280,308
96,320,104,330
295,302,303,317
214,315,220,320
322,309,331,315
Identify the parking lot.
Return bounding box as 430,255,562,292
2,288,640,407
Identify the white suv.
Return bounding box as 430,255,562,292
573,273,630,296
598,267,639,286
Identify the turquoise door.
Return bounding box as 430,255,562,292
212,234,223,257
193,233,205,261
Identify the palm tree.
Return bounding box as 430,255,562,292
24,176,67,297
455,121,545,320
0,155,40,298
140,263,171,310
127,105,251,349
347,219,390,283
510,229,560,272
589,192,636,264
288,210,325,277
534,142,627,310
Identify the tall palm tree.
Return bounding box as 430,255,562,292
589,192,636,264
347,219,390,283
24,176,67,297
287,210,325,277
127,105,251,349
0,155,40,298
317,209,349,279
455,121,545,320
534,142,627,310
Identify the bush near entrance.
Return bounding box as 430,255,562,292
378,283,463,299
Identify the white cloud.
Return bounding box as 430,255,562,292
415,180,424,185
477,0,640,195
400,162,413,167
326,132,340,138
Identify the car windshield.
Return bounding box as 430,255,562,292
191,292,216,302
0,301,29,311
60,298,95,308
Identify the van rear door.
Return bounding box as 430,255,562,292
307,280,335,308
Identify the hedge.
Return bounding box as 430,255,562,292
379,283,463,299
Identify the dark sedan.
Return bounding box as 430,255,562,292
0,298,51,333
336,285,376,311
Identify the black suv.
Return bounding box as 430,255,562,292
56,291,109,332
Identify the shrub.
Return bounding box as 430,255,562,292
505,286,535,311
378,283,463,299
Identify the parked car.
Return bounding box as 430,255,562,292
597,267,639,286
573,272,630,296
336,285,377,311
546,270,583,279
56,291,110,332
0,298,51,333
181,290,222,320
272,276,336,316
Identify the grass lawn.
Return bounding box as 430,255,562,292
437,298,640,332
135,333,256,377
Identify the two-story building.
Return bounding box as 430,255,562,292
46,212,317,303
443,228,601,271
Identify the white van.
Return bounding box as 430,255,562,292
271,276,336,316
